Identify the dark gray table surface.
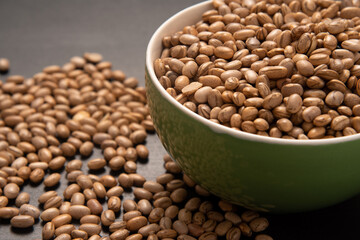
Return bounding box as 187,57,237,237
0,1,359,239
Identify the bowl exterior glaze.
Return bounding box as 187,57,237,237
145,1,360,213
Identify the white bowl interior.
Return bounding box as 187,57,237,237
146,0,360,146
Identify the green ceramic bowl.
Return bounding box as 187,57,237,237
145,1,360,213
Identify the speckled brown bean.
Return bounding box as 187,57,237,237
198,201,213,215
126,216,148,231
178,208,192,224
170,188,188,203
307,127,326,139
195,185,210,196
125,212,145,225
44,173,61,187
71,229,88,239
164,161,182,174
262,92,283,110
88,235,102,240
134,188,153,200
123,199,138,212
59,202,71,215
79,141,94,156
206,211,224,222
223,212,241,225
29,162,48,171
136,145,149,159
118,173,133,188
124,161,137,173
110,229,130,240
79,223,102,236
153,191,171,201
130,173,146,187
107,186,124,198
38,148,52,163
17,166,31,180
129,130,147,145
69,205,91,219
163,205,178,220
187,223,205,237
15,192,30,207
148,207,165,223
331,115,350,130
238,222,252,237
41,208,60,221
249,217,269,232
296,60,314,77
157,229,178,239
101,175,117,188
173,220,189,235
241,211,259,222
88,158,106,170
54,233,71,240
199,232,217,240
51,214,72,228
43,222,55,240
143,181,164,193
55,222,74,236
11,215,35,228
0,207,19,219
63,184,81,199
109,156,125,171
0,58,10,72
286,94,302,113
215,220,232,236
87,199,103,215
154,196,172,209
154,59,166,78
138,199,152,215
93,182,106,199
4,183,20,199
174,76,190,91
80,215,101,225
101,210,116,226
76,175,93,189
138,223,161,237
0,196,8,208
109,221,127,233
156,173,174,185
218,106,237,123
66,159,82,172
302,106,321,122
226,227,241,240
84,52,103,63
19,204,40,219
38,191,58,204
276,118,293,132
201,219,216,233
60,142,76,157
255,234,274,240
108,196,121,212
126,233,143,240
49,156,66,171
183,198,199,212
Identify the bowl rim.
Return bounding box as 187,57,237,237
146,0,360,146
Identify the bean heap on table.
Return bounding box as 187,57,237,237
0,53,271,240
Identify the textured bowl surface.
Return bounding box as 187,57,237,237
145,0,360,213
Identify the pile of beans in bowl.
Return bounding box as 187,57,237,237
154,0,360,139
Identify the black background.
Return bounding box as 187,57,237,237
1,1,360,239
